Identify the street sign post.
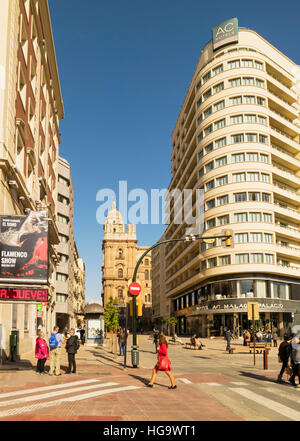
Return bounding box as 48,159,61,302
247,302,259,366
128,282,141,368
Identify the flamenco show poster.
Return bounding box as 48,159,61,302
0,210,49,283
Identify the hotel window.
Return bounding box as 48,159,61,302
216,175,228,186
230,96,242,106
197,97,202,107
203,71,211,83
207,257,217,268
213,82,224,94
258,116,266,125
215,137,226,149
241,59,253,68
255,61,263,70
250,253,263,263
58,194,69,205
207,218,216,229
213,64,223,75
216,194,229,206
206,199,215,209
231,134,244,143
262,193,271,202
234,212,248,222
206,161,214,172
243,95,255,104
250,233,262,242
56,294,68,303
246,152,258,161
263,213,272,223
199,149,204,159
205,142,213,153
197,81,202,90
260,153,269,163
201,260,207,270
235,233,248,243
244,114,256,123
204,106,212,118
265,254,274,264
58,175,70,186
215,156,227,167
257,97,265,105
259,134,267,143
198,132,203,141
57,214,69,224
217,214,229,226
199,167,204,177
234,192,247,202
204,124,213,135
249,212,261,222
197,115,203,124
214,118,226,130
214,100,225,111
236,253,249,264
206,179,215,190
248,192,260,201
230,115,243,124
261,173,270,183
57,273,68,282
233,172,246,182
219,255,231,266
264,233,273,243
256,79,264,88
246,133,257,142
243,77,254,86
280,260,289,268
203,89,212,100
228,60,240,69
229,78,241,87
232,153,245,163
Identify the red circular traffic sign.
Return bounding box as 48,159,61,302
128,282,141,296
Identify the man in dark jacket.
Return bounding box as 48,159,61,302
277,334,292,383
66,329,80,374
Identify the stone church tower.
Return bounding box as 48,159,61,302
101,202,152,325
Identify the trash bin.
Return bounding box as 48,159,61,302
9,330,19,361
131,345,139,368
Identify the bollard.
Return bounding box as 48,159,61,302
263,348,270,370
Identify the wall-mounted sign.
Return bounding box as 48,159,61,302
0,211,49,284
36,310,44,318
0,288,48,302
212,18,239,51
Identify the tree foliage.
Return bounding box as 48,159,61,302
104,297,120,332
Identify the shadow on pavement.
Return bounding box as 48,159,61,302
0,359,33,371
238,371,278,384
86,350,124,367
128,374,169,388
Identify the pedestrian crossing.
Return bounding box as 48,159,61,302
196,379,300,421
0,378,140,419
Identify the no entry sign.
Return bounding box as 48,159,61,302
128,282,141,296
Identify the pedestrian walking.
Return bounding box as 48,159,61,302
79,328,85,345
277,334,292,383
35,330,49,374
225,329,232,351
66,329,80,374
266,330,273,346
273,330,278,348
48,325,65,376
147,334,176,389
117,328,126,356
289,334,300,387
153,329,160,353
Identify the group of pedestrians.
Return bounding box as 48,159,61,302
34,325,80,375
277,333,300,387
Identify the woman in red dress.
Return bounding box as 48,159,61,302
147,334,176,389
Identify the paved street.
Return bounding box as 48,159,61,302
0,335,299,421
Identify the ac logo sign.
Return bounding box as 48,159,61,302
212,17,239,50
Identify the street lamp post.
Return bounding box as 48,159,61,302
130,231,232,367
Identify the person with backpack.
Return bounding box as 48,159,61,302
277,334,292,383
65,329,80,374
48,325,65,376
289,334,300,387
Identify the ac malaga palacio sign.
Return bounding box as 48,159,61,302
212,18,239,50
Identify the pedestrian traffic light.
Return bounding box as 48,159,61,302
137,298,142,317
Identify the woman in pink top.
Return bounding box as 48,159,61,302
147,334,176,389
35,331,49,374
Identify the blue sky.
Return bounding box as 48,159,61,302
48,0,300,302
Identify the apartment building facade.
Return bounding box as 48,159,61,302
163,21,300,337
0,0,64,358
102,202,152,329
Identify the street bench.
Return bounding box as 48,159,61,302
185,341,197,350
249,342,271,353
168,339,183,345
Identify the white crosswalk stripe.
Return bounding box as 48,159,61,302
0,379,140,419
177,378,192,384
